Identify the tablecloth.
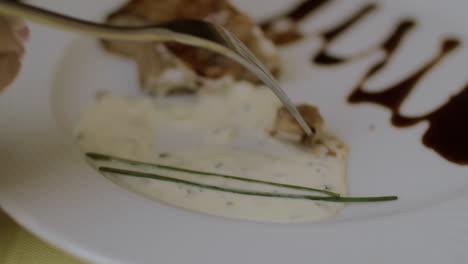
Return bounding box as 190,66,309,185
0,210,89,264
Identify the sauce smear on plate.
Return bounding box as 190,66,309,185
76,83,349,222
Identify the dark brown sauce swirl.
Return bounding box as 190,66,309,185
314,3,378,64
261,0,468,165
417,84,468,164
261,0,331,23
349,38,466,164
261,0,332,45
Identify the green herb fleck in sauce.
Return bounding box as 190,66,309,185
76,132,85,141
159,152,170,158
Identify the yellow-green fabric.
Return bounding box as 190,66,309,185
0,210,89,264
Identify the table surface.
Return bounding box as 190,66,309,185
0,210,89,264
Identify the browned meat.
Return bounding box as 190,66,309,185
270,104,324,146
102,0,281,95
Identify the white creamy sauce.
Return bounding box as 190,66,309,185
76,82,349,222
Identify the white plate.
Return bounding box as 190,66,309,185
1,0,468,263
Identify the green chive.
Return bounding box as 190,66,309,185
99,167,398,203
86,152,340,197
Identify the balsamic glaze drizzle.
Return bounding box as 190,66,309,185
260,0,467,165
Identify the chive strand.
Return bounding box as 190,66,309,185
87,152,340,197
100,167,397,203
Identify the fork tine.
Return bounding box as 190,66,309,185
216,27,313,135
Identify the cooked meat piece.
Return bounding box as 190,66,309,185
261,17,304,45
102,0,281,95
270,104,324,146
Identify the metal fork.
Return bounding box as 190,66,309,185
0,1,312,136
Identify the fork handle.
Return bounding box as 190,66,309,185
0,1,312,136
0,1,239,67
0,1,175,41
